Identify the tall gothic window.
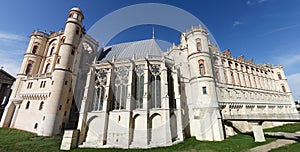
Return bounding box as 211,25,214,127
25,63,32,75
149,64,161,109
134,65,144,109
198,60,205,76
93,69,107,111
113,66,129,110
196,38,201,51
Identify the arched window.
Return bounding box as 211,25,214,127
134,65,144,109
199,64,205,76
25,101,30,109
49,47,55,56
44,63,50,73
231,71,235,85
149,65,161,109
39,101,44,110
25,64,32,75
196,39,201,51
198,59,205,76
34,123,38,129
32,45,38,54
113,67,129,110
281,84,286,92
278,73,282,80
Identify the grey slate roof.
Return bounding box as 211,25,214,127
98,39,163,61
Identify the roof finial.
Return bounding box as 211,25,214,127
152,26,155,39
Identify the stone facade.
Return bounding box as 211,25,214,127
0,8,297,149
0,8,98,136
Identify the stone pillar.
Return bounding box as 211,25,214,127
77,67,94,144
126,65,133,110
160,63,172,145
9,100,22,128
172,70,184,141
250,122,266,142
60,130,80,150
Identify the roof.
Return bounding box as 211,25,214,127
98,39,163,61
0,69,15,84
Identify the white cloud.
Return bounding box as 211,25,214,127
0,32,26,41
287,73,300,100
0,32,27,76
0,48,23,76
263,24,300,35
258,0,267,3
233,21,243,28
246,0,267,5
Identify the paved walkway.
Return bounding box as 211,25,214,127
249,132,300,152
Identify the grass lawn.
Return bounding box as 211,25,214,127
0,123,299,152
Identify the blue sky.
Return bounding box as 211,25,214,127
0,0,300,99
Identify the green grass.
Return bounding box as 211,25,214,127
264,122,300,133
0,123,299,152
270,142,300,152
0,128,61,152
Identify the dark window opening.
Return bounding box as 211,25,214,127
202,86,207,95
39,101,44,110
32,45,38,54
25,101,30,109
25,64,32,75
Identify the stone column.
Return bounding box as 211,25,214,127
172,70,184,141
77,67,94,144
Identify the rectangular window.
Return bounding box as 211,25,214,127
202,86,207,95
43,81,46,88
27,82,33,89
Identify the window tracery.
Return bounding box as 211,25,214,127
149,64,161,108
133,65,144,109
113,66,129,110
93,69,108,111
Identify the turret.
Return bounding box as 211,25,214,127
184,25,224,141
39,7,84,136
19,30,48,75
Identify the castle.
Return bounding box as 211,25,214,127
0,8,297,149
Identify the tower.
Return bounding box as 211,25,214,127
39,7,84,136
184,26,224,141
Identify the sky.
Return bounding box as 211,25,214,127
0,0,299,99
